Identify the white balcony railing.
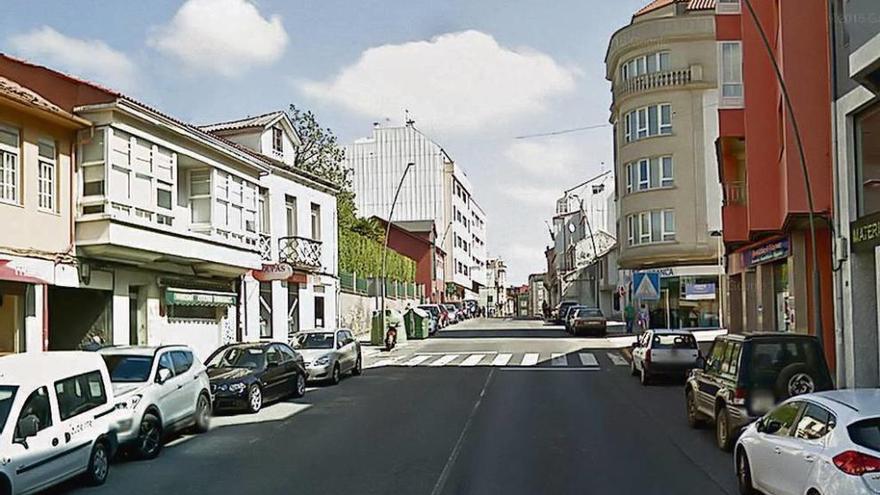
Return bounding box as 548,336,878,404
615,65,703,99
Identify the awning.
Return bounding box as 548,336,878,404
165,288,237,307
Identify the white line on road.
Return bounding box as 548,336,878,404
520,353,540,366
578,353,599,367
500,368,601,372
491,353,512,366
370,359,395,368
551,353,567,366
430,354,460,367
607,352,628,366
404,355,432,366
460,354,487,366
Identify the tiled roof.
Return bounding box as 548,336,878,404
634,0,713,16
199,111,285,133
687,0,716,10
0,76,86,124
635,0,676,16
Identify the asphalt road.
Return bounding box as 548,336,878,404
56,319,736,495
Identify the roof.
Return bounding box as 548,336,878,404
635,0,676,16
812,389,880,417
723,332,822,341
98,345,189,356
0,352,108,389
199,111,286,133
395,220,436,234
0,76,89,126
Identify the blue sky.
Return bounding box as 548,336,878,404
0,0,647,284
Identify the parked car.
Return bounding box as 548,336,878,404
0,352,118,494
205,342,306,414
735,389,880,495
630,330,699,384
555,301,579,325
564,305,588,334
99,345,211,459
444,304,460,324
293,329,362,385
685,333,834,451
419,304,444,332
571,308,608,337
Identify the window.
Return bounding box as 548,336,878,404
621,51,670,81
624,104,672,143
706,340,727,375
285,196,297,236
627,210,675,246
167,304,218,320
719,42,744,106
54,371,107,420
311,203,321,241
81,128,106,197
661,157,674,187
259,188,270,234
15,387,52,441
157,353,174,377
170,351,193,375
314,295,325,328
856,104,880,216
272,126,283,154
638,160,649,190
260,282,273,339
278,344,296,362
0,125,19,204
266,345,281,365
764,401,804,437
794,404,834,441
34,139,57,211
190,170,211,224
716,0,741,14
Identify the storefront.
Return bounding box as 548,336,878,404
630,265,722,330
0,256,65,355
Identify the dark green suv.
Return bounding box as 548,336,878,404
684,333,833,451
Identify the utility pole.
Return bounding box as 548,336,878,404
380,162,415,336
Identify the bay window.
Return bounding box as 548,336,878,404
624,104,672,143
80,128,106,198
627,209,676,246
189,170,211,224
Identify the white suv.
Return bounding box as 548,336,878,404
98,345,212,459
0,352,118,494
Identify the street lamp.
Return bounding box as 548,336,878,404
568,193,600,308
380,162,415,335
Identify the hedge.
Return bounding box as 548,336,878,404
339,230,416,282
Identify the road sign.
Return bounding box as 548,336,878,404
633,272,660,301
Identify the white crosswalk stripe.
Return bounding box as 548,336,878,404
371,359,395,368
520,353,540,366
460,354,487,366
430,354,460,367
492,353,513,366
607,352,628,366
579,353,599,367
404,355,432,366
551,353,567,367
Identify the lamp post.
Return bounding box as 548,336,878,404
710,230,724,330
380,162,415,336
569,193,600,308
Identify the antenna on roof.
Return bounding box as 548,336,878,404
405,109,415,126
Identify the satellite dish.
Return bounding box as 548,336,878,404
568,223,576,234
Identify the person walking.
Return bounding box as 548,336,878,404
624,303,635,334
637,304,650,332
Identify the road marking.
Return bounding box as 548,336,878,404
371,359,395,368
460,354,486,366
551,353,567,366
578,353,599,367
491,353,512,366
501,368,601,372
404,355,432,366
607,352,628,366
430,354,460,367
521,353,540,366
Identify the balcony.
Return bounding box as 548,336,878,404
278,236,322,271
723,181,747,206
258,234,272,262
614,65,704,99
722,182,749,245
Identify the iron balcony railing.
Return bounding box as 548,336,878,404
258,234,272,262
278,236,322,270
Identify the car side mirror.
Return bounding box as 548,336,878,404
156,367,173,384
336,341,344,349
759,419,782,435
15,415,39,446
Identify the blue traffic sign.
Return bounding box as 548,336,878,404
633,272,661,301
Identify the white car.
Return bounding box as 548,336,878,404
0,352,118,494
630,330,700,385
293,329,362,384
99,345,212,459
736,389,880,495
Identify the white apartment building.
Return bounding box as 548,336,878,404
345,122,487,299
479,258,507,316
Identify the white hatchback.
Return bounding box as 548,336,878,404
0,352,118,495
736,389,880,495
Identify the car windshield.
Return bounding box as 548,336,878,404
578,309,602,318
652,334,697,349
103,355,154,382
296,333,335,350
0,386,17,436
745,340,829,389
420,306,439,316
207,347,265,369
848,418,880,453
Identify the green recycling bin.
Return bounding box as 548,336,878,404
405,307,431,340
371,309,406,345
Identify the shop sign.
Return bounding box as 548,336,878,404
684,283,716,301
253,263,293,282
851,211,880,252
744,238,790,267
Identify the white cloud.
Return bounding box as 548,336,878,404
504,137,585,176
149,0,287,77
8,26,136,90
301,30,578,132
500,183,561,206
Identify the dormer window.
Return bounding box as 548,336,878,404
272,126,283,155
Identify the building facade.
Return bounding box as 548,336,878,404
527,273,547,318
606,0,724,329
715,0,835,368
831,0,880,387
344,122,487,300
372,218,446,303
480,258,507,316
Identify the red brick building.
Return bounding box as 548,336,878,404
372,218,446,303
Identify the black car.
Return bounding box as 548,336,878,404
205,342,307,414
555,301,579,325
684,333,833,451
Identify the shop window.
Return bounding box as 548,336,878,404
285,282,300,337
167,305,218,321
260,282,273,339
856,103,880,217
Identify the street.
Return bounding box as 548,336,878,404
56,319,736,495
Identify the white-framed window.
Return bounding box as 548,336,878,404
716,0,741,14
37,139,56,211
310,203,321,241
624,104,672,143
625,163,633,193
719,41,744,107
259,188,270,234
189,169,211,224
638,160,650,190
621,51,671,81
626,156,674,194
212,170,257,234
661,156,674,187
624,113,632,143
627,209,676,246
0,125,20,204
272,126,283,155
80,128,106,198
285,195,297,236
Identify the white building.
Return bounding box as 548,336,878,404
344,122,487,299
479,258,507,316
201,111,339,342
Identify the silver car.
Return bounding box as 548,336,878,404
293,329,362,385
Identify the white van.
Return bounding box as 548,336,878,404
0,352,118,494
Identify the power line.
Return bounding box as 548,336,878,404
514,123,611,140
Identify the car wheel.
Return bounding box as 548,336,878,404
737,450,757,495
686,389,704,428
640,366,651,386
716,407,733,451
329,364,341,385
352,354,363,376
193,393,211,433
292,372,306,398
136,412,163,460
83,441,110,486
247,384,263,414
776,363,818,400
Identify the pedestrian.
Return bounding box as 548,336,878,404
624,302,635,334
637,304,650,332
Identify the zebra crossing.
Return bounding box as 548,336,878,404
367,351,630,370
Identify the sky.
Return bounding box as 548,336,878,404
0,0,648,284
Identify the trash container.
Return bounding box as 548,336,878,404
405,307,431,340
370,308,406,346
